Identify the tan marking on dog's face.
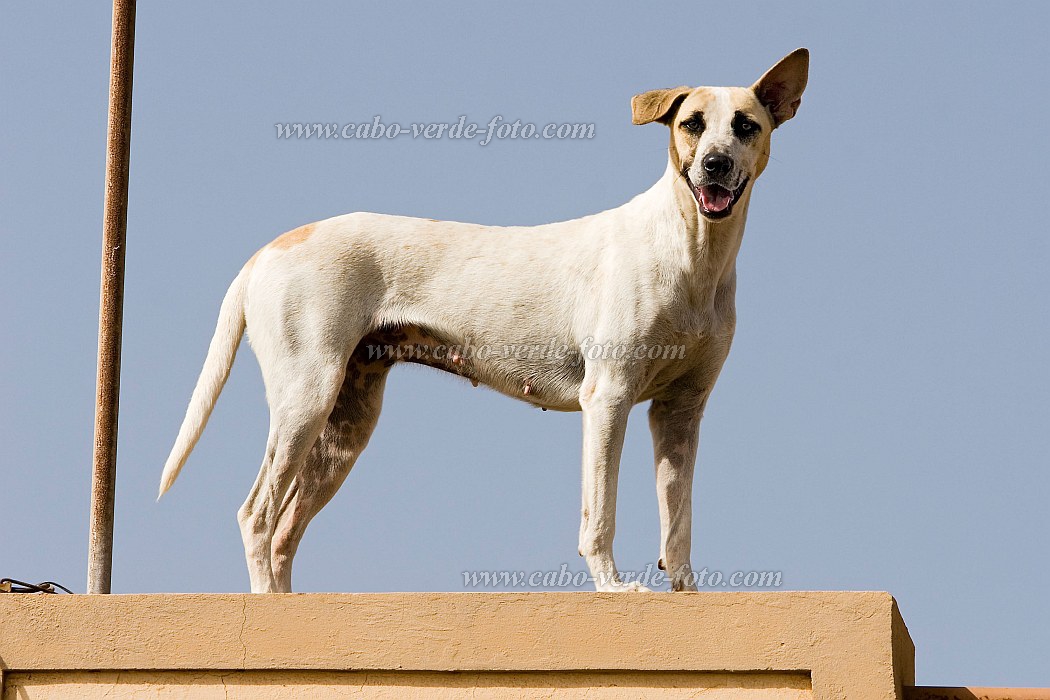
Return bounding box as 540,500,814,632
633,49,807,221
668,87,774,183
654,86,775,220
269,223,316,250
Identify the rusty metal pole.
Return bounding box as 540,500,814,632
87,0,137,595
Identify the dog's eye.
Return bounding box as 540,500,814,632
680,117,704,134
732,115,759,138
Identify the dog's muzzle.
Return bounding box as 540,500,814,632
685,155,749,220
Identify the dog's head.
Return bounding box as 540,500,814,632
632,48,808,221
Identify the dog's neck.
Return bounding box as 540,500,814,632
625,162,749,307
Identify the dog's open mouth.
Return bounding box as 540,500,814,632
687,176,749,219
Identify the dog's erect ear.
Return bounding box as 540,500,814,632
631,86,692,126
751,48,809,128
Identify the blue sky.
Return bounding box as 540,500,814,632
2,1,1048,687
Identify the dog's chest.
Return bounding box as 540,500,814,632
630,279,738,398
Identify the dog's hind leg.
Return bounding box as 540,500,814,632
269,355,390,592
237,356,347,593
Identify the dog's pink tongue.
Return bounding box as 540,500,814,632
700,185,732,212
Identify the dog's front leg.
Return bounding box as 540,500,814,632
578,366,647,592
648,393,705,591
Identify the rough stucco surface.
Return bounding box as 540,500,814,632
0,592,912,699
892,598,917,698
4,670,813,699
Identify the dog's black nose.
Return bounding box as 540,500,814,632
702,154,733,177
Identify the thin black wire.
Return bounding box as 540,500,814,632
0,578,74,594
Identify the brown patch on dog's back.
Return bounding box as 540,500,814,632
270,223,316,250
243,223,318,271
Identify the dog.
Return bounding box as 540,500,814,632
159,49,809,593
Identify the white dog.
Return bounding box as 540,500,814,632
160,49,809,593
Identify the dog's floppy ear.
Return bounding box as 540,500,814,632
751,48,809,127
631,86,692,126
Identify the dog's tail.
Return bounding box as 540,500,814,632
158,265,250,499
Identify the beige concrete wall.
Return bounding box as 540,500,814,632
0,592,912,700
5,670,813,699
